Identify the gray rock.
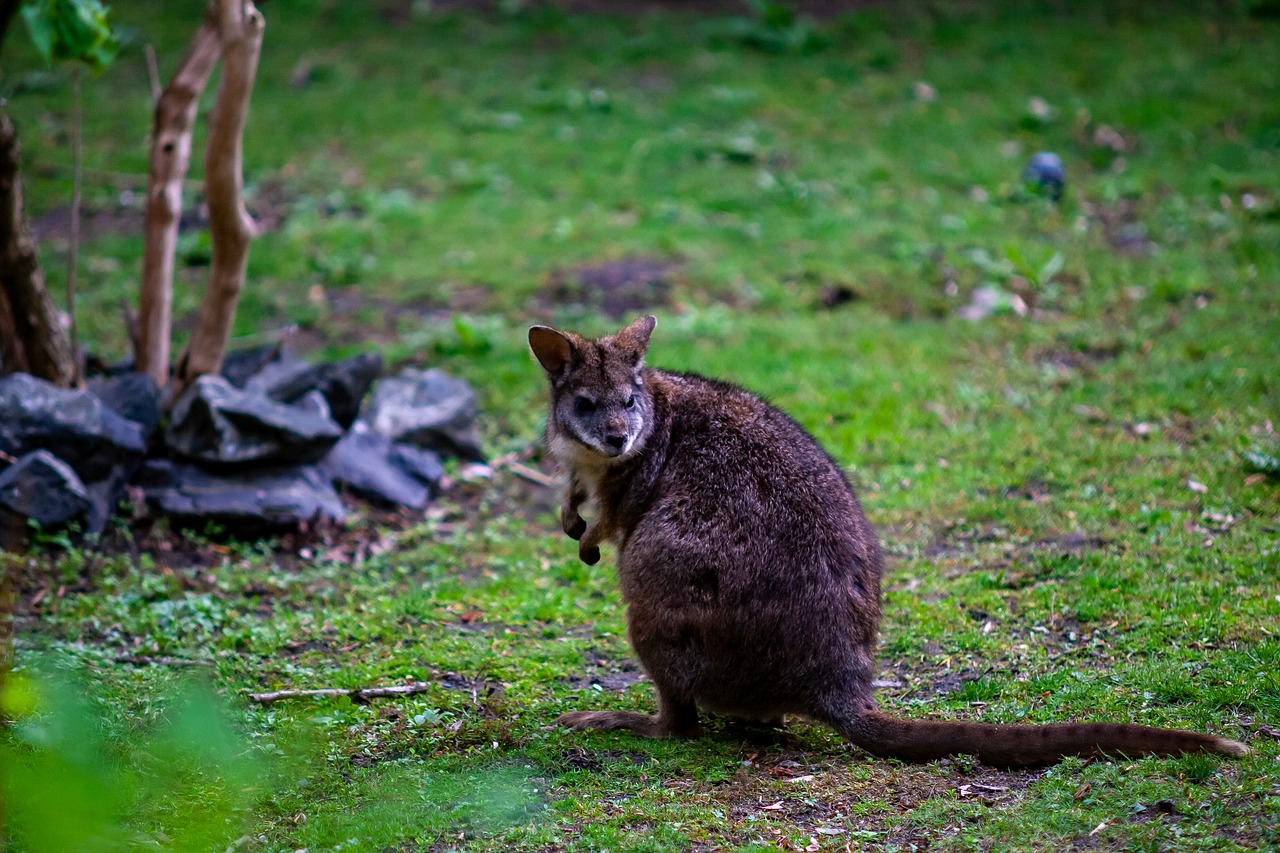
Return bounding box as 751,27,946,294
0,450,92,535
166,375,343,466
250,352,383,429
364,368,484,461
0,373,147,481
141,460,346,528
388,442,445,491
83,467,131,536
319,422,430,509
88,372,163,439
220,344,296,388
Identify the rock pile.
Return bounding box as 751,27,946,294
0,350,481,546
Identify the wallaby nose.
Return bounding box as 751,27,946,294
605,434,626,451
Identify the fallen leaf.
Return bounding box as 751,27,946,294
1089,820,1109,837
786,774,816,783
761,800,785,811
1074,783,1091,801
1187,479,1208,493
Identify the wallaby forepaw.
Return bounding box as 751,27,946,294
563,514,587,540
579,544,601,565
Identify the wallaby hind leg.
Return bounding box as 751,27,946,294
557,688,699,739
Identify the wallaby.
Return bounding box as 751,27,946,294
528,315,1250,766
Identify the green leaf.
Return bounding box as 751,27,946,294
1038,251,1065,286
19,0,119,72
19,3,56,64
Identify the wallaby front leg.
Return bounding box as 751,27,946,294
578,523,604,565
561,485,587,540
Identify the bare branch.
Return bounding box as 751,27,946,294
136,7,221,388
174,0,264,397
247,682,435,705
116,655,216,668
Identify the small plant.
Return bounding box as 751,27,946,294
707,0,825,54
2,671,265,851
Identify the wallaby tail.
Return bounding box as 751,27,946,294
838,712,1250,767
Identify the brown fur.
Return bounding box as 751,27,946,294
528,316,1250,766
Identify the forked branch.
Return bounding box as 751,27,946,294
173,0,264,397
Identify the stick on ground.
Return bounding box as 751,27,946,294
247,682,434,705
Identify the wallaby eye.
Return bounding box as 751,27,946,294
573,396,596,415
625,394,636,409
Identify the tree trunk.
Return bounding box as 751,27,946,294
0,110,76,387
173,0,264,398
136,8,221,387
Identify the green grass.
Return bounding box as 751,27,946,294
3,0,1279,850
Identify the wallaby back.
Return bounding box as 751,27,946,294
529,316,1249,766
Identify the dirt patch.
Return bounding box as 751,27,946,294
30,180,291,244
563,669,648,692
1081,197,1154,256
700,754,1044,848
385,0,884,19
535,256,679,320
562,649,648,692
1035,341,1124,375
1038,531,1107,555
561,746,651,772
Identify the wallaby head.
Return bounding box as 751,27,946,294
529,315,656,462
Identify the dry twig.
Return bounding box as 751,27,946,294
247,682,434,705
116,655,215,668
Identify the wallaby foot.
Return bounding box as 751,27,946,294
563,512,586,541
558,692,699,738
579,524,604,565
557,710,700,739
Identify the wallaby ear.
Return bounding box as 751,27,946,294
615,315,657,365
529,325,576,376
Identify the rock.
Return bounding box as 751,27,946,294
0,373,147,482
364,368,484,461
166,375,343,466
88,372,163,439
0,451,92,540
140,459,345,528
249,352,383,429
83,467,131,535
319,423,430,509
388,442,445,491
220,344,295,388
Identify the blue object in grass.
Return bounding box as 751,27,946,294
1023,151,1065,201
